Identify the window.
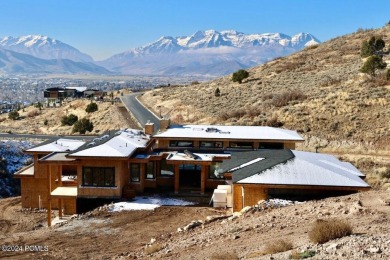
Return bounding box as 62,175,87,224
160,159,174,177
229,141,253,149
208,164,224,179
146,162,155,179
169,140,193,147
259,142,284,149
82,167,115,187
200,141,223,148
130,163,141,182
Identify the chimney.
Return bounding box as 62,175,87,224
159,118,170,131
144,121,154,135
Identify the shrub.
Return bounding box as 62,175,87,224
360,55,387,76
264,239,293,254
72,118,93,134
360,36,386,57
61,114,78,126
232,69,249,84
266,117,284,127
27,109,40,118
215,87,221,97
8,110,19,120
386,69,390,81
34,102,43,110
270,90,307,107
85,102,98,113
290,250,316,259
210,252,239,260
44,119,48,126
309,219,352,244
380,167,390,179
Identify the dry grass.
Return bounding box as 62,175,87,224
144,243,164,255
309,219,352,244
210,252,239,260
263,239,293,254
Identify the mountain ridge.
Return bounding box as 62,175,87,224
0,35,94,62
100,30,320,76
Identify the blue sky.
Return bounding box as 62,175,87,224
1,0,389,60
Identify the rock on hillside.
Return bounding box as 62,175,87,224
140,25,390,153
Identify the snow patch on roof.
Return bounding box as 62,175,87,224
154,125,304,141
26,139,85,153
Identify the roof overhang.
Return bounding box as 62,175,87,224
235,183,370,191
51,186,77,199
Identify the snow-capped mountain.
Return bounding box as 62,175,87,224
0,35,94,62
101,30,320,76
0,48,111,74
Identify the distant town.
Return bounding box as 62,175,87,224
0,74,197,113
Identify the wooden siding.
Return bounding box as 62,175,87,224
232,184,268,212
77,159,124,199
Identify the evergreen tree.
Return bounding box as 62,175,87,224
360,55,387,76
232,69,249,84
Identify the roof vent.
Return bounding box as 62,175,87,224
205,127,219,133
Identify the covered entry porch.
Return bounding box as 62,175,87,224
166,151,230,195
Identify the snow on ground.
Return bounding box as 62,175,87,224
108,196,196,212
0,139,34,198
0,139,33,173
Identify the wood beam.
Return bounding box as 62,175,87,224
47,165,52,227
201,165,206,195
174,164,179,194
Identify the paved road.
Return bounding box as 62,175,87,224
121,93,161,132
0,133,95,141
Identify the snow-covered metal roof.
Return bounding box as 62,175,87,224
237,150,369,188
68,129,149,158
153,125,304,141
26,139,85,153
65,86,87,92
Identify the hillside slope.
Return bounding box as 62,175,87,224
141,26,390,149
140,25,390,186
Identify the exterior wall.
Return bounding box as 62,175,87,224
20,166,60,209
77,159,125,199
284,142,296,149
154,137,298,150
232,184,268,212
63,198,77,215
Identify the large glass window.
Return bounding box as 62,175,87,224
130,163,141,182
200,141,223,148
208,164,224,179
169,140,193,147
160,159,174,177
82,167,115,187
229,141,253,149
146,162,155,179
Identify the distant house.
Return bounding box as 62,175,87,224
43,86,89,105
14,121,369,226
83,89,107,98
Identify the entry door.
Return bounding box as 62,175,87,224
179,164,201,188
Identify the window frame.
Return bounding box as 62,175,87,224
145,161,155,180
169,140,194,148
130,163,141,182
199,141,223,149
229,141,253,149
82,166,115,187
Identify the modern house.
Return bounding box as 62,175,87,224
215,149,370,211
14,121,370,226
43,87,105,106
